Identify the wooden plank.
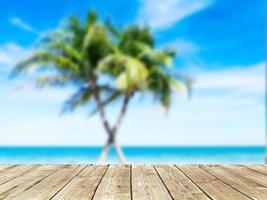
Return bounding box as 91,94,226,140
132,165,172,200
0,165,18,172
0,164,266,199
52,165,108,200
93,165,131,200
177,165,250,200
224,165,267,188
201,165,267,200
0,165,63,199
0,165,39,185
12,165,85,200
155,165,210,200
244,165,267,175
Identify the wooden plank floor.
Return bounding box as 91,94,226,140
0,165,266,199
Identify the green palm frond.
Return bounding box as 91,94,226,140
83,24,115,67
65,16,83,48
97,54,148,90
115,56,148,90
174,75,193,98
149,69,171,108
146,66,191,111
47,41,82,62
104,19,121,38
11,51,79,77
84,10,98,30
62,87,93,113
36,74,74,87
118,26,154,57
140,49,174,68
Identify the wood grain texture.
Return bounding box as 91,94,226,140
244,165,267,175
0,165,18,172
177,165,250,200
201,165,267,200
0,165,39,185
0,165,63,199
132,165,172,200
93,165,131,200
0,165,265,200
155,165,210,200
52,165,108,200
12,165,85,200
224,165,267,188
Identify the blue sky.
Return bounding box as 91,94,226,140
0,0,265,146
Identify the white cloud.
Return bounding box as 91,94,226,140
0,43,32,68
170,39,199,56
0,115,105,146
195,63,265,94
137,0,213,30
10,17,37,33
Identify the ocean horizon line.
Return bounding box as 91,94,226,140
0,145,264,164
0,145,264,148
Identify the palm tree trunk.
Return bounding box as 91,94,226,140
110,93,131,163
91,78,131,163
113,137,126,163
112,93,131,134
98,139,111,164
98,93,131,164
98,135,126,164
91,79,114,164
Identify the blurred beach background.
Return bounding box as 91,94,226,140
0,146,264,164
0,0,265,164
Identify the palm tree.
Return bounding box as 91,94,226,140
11,10,191,163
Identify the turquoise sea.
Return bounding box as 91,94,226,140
0,146,264,164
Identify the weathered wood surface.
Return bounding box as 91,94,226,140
0,165,265,199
